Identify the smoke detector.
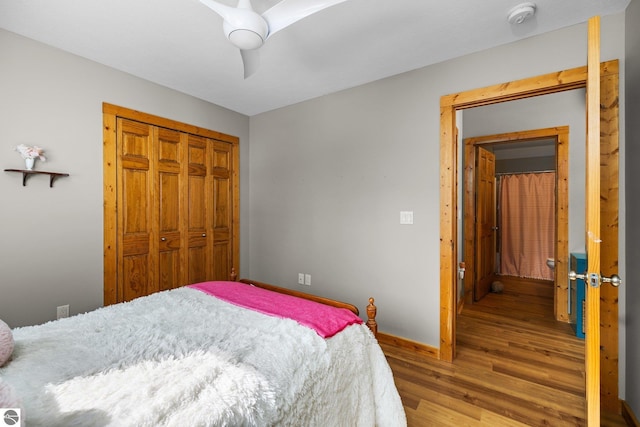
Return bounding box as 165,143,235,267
507,2,536,24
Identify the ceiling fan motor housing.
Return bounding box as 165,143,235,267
198,0,350,76
223,10,268,50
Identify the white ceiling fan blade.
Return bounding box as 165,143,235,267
262,0,349,38
198,0,238,22
199,0,262,29
235,0,254,10
240,49,260,79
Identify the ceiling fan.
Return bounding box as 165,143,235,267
199,0,348,78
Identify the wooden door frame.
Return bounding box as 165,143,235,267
462,127,569,323
439,61,619,410
103,103,240,306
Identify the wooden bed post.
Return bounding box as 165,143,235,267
230,268,238,282
366,298,378,337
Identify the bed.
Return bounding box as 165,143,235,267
0,275,406,426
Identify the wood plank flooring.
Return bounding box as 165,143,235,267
380,276,626,426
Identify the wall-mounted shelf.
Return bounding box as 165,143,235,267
4,169,70,188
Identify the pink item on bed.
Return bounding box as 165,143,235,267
0,319,14,367
188,281,363,338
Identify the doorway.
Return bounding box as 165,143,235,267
461,127,569,323
438,60,620,411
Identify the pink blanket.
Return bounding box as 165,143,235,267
188,281,363,338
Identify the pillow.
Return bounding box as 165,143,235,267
0,319,14,367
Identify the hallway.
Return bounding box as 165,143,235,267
381,276,626,426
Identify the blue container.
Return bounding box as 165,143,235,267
569,253,586,339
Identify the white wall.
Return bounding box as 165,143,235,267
249,14,626,351
0,29,250,328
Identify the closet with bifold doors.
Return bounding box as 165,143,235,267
103,104,239,305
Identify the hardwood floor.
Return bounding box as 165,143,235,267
381,276,626,426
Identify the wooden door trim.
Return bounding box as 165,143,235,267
439,60,620,409
103,103,240,306
103,104,238,144
462,127,569,322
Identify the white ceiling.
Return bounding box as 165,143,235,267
0,0,631,116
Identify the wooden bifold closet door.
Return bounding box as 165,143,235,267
103,104,239,305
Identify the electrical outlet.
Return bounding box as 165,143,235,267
304,274,311,286
298,273,305,285
57,305,69,319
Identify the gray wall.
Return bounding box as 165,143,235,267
0,29,250,328
625,0,640,416
249,13,627,371
496,157,556,174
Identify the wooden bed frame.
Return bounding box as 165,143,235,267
230,269,378,337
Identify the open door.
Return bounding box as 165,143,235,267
582,15,622,425
440,25,621,419
474,147,496,301
583,16,602,426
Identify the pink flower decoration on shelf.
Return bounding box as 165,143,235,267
14,144,46,161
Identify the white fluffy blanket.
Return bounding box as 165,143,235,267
1,288,406,426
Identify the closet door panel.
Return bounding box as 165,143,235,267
211,140,233,280
189,246,208,284
213,242,230,283
158,251,180,292
117,119,156,301
123,255,150,301
158,169,181,291
187,135,212,284
157,128,185,290
122,170,149,235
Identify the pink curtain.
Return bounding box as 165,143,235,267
499,172,555,280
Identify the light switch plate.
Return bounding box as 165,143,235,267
400,211,414,225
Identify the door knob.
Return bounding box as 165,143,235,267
601,274,622,287
161,237,166,241
568,270,599,288
569,271,621,287
202,233,206,237
568,270,585,281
